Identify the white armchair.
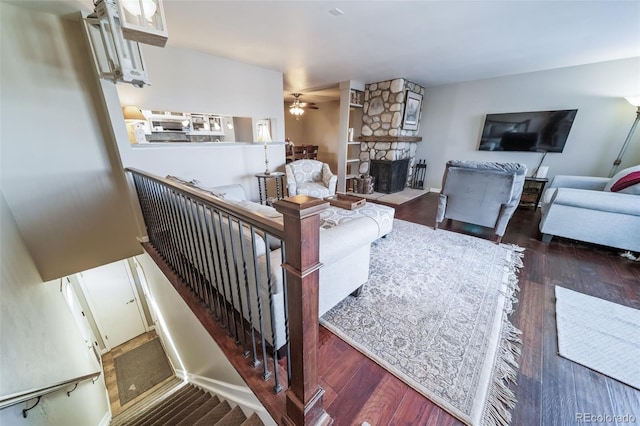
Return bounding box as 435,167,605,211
285,159,337,198
539,168,640,251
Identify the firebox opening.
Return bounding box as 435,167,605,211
370,158,410,194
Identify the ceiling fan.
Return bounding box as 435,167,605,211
289,93,318,119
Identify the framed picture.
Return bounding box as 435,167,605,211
402,91,423,131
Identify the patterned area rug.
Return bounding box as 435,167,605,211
555,286,640,389
321,220,523,426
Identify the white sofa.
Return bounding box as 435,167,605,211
539,173,640,252
170,179,385,349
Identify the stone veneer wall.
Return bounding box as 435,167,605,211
359,78,425,181
361,78,425,138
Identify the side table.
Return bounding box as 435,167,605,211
255,172,285,205
520,177,549,209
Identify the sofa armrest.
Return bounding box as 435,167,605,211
549,175,609,191
320,217,378,265
209,184,247,201
549,188,640,216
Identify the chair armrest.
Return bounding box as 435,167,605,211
285,165,297,196
322,164,337,194
549,175,609,191
326,175,337,195
549,188,640,216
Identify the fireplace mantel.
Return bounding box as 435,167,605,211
357,136,423,142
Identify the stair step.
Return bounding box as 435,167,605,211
214,405,247,426
125,385,194,426
240,413,264,426
110,378,185,426
192,400,232,426
173,395,221,426
130,386,201,426
152,392,211,426
110,380,264,426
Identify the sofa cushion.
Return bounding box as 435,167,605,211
232,200,282,218
296,182,332,198
604,165,640,195
166,175,228,199
320,204,395,238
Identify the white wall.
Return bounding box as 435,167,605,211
118,45,285,124
0,192,109,426
305,101,341,172
0,3,142,281
135,253,255,388
416,57,640,190
111,45,287,202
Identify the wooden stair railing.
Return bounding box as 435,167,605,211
273,196,332,426
127,169,333,425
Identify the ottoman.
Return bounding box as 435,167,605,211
320,203,395,239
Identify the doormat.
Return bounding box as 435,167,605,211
356,188,426,205
555,286,640,389
114,338,173,405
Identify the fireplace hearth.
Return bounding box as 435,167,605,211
370,159,410,194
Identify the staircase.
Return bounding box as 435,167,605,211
110,377,264,426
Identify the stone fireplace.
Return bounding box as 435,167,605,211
357,78,425,188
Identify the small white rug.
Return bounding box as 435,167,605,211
356,188,426,205
555,286,640,389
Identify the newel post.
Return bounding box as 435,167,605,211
273,195,333,426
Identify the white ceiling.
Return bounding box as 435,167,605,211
12,0,640,102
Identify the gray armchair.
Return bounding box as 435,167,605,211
435,160,527,243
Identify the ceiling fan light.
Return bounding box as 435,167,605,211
290,105,304,116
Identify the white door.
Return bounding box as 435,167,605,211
80,260,147,350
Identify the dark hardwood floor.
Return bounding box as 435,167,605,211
146,191,640,426
318,192,640,426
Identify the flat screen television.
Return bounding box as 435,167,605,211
478,109,577,152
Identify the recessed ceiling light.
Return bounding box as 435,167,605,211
329,8,344,16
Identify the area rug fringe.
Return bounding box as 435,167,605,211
482,247,523,426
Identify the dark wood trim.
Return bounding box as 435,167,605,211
273,196,333,426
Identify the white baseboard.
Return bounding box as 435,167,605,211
174,368,188,381
430,187,441,193
98,409,111,426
